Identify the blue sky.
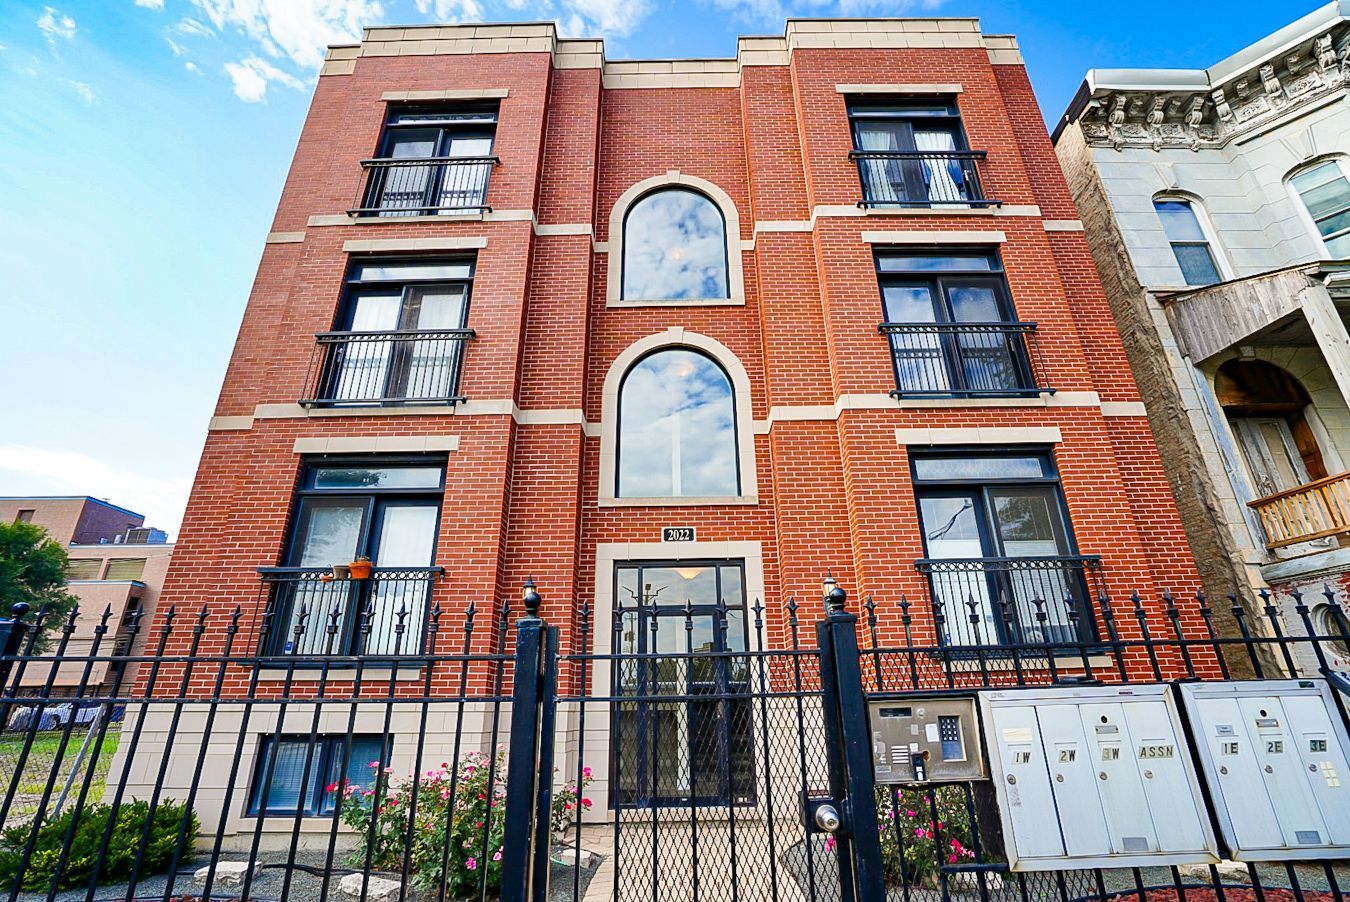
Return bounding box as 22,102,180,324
0,0,1319,536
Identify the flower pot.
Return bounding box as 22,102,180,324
348,559,373,580
331,563,351,580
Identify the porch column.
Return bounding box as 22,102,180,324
1301,283,1350,404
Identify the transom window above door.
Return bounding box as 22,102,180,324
261,459,444,658
301,259,474,408
357,104,498,216
848,98,992,207
876,249,1046,397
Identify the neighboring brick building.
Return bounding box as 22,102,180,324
0,497,172,694
142,18,1211,837
1053,2,1350,676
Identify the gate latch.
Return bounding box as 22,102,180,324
802,792,844,835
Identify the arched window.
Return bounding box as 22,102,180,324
621,189,729,301
1153,196,1224,286
617,349,739,498
1288,158,1350,258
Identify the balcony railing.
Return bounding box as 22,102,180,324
850,149,996,208
350,156,498,216
299,328,474,408
257,567,442,659
879,321,1050,397
915,555,1103,649
1249,470,1350,550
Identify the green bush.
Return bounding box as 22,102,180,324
0,799,197,892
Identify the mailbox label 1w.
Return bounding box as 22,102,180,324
662,526,695,542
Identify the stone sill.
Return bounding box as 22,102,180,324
596,496,759,507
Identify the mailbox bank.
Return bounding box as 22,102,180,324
981,685,1217,871
1178,679,1350,861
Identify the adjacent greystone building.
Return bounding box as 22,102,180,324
1053,0,1350,671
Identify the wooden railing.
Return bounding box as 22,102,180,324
1249,470,1350,549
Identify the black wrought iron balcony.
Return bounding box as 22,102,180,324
879,321,1051,397
350,156,498,216
915,555,1103,649
257,567,443,659
850,149,996,208
299,328,474,408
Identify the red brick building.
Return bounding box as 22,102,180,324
144,17,1213,832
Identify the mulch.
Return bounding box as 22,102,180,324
1104,889,1335,902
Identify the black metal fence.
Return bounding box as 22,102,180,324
352,157,497,216
299,330,474,408
850,150,996,208
880,322,1050,397
0,581,1345,902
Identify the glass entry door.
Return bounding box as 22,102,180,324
613,561,754,807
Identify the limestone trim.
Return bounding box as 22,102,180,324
762,391,1103,428
264,231,305,244
341,236,487,253
380,88,508,100
208,416,254,431
308,209,592,237
1099,402,1149,417
291,435,460,454
1043,220,1085,232
862,229,1006,244
811,204,1042,220
836,83,963,94
604,171,746,308
895,426,1063,445
598,328,758,505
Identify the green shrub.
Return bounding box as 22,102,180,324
875,786,977,887
0,799,197,892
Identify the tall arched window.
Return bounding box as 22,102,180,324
617,349,739,498
1289,158,1350,258
621,189,729,301
1153,196,1224,286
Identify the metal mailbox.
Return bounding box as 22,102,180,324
1178,679,1350,861
868,697,985,783
981,684,1217,871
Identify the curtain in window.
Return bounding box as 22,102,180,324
857,126,903,204
914,129,965,205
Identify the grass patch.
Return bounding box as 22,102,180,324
0,728,122,825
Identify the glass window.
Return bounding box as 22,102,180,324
1154,199,1222,286
911,450,1095,649
14,510,33,523
249,735,387,817
311,259,473,407
1291,161,1350,257
617,349,739,498
614,560,753,807
104,558,146,581
848,97,978,206
621,189,729,301
271,459,443,657
364,104,497,216
65,559,103,580
876,250,1033,396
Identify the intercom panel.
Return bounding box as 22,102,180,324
868,697,985,783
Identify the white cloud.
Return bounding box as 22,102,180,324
224,54,304,102
134,0,166,8
174,16,215,37
414,0,485,20
185,60,202,73
63,79,96,103
190,0,382,70
705,0,944,27
0,444,190,538
165,37,188,56
36,7,76,46
556,0,653,37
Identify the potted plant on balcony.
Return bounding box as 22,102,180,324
348,555,373,580
331,563,351,580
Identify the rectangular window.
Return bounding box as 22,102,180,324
1291,161,1350,257
248,735,388,817
1154,200,1222,286
848,98,986,206
876,249,1039,397
613,560,754,808
65,559,103,580
309,259,474,408
361,104,497,216
267,459,444,657
14,510,33,523
103,558,146,580
911,449,1098,649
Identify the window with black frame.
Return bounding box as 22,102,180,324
612,560,754,808
910,449,1099,650
876,249,1041,397
848,97,988,207
248,734,389,817
263,459,443,658
360,104,497,216
305,258,474,408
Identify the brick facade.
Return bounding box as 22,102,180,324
152,19,1212,691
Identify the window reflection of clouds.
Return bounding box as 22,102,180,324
618,349,739,498
622,189,729,300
